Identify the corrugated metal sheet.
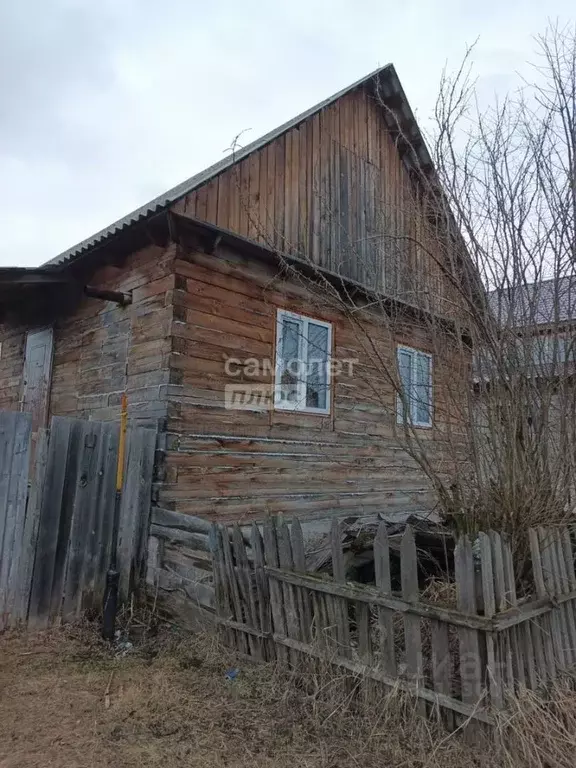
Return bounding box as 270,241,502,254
45,63,432,269
489,277,576,326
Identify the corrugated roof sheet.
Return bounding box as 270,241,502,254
488,276,576,326
45,63,420,268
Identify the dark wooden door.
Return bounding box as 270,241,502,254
21,327,54,432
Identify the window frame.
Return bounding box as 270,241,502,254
396,344,433,429
274,309,333,415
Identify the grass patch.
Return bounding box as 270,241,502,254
0,620,575,767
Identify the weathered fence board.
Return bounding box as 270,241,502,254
117,426,158,601
374,523,396,675
0,412,32,630
14,428,48,623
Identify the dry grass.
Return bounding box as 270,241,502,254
0,621,575,768
420,577,458,608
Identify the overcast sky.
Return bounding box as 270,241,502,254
0,1,573,267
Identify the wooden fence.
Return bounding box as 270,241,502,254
0,411,157,630
209,516,576,725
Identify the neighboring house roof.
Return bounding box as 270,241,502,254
488,276,576,328
44,63,432,270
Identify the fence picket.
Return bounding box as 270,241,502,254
232,524,260,658
529,528,556,681
221,524,248,654
291,518,312,643
251,523,271,655
263,518,287,662
502,536,526,688
312,591,329,649
209,525,233,646
560,529,576,667
490,532,514,690
374,523,396,676
356,601,372,663
552,530,576,666
454,535,482,705
538,527,566,669
400,526,425,713
561,529,576,589
479,532,503,707
330,518,351,657
552,532,573,665
277,520,301,645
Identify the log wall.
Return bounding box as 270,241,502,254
159,241,466,523
0,243,176,429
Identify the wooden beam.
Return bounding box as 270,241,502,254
266,566,576,633
274,634,493,724
266,566,492,630
84,286,132,306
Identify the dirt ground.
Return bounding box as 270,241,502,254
0,621,574,768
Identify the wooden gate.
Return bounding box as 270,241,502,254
0,411,157,630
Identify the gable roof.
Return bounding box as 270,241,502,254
45,63,433,270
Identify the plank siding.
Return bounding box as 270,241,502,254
172,85,455,316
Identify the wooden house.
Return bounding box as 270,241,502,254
0,65,470,529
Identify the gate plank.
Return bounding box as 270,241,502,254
47,418,85,625
28,417,74,628
61,422,101,621
92,423,120,603
14,427,48,623
118,427,157,600
0,413,32,628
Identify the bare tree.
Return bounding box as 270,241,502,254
426,23,576,558
231,22,576,564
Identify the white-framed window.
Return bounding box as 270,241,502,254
396,345,433,428
274,310,332,414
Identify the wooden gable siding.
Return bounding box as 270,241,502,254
0,243,176,429
159,241,465,523
172,86,453,316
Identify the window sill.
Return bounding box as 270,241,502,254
274,404,331,416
